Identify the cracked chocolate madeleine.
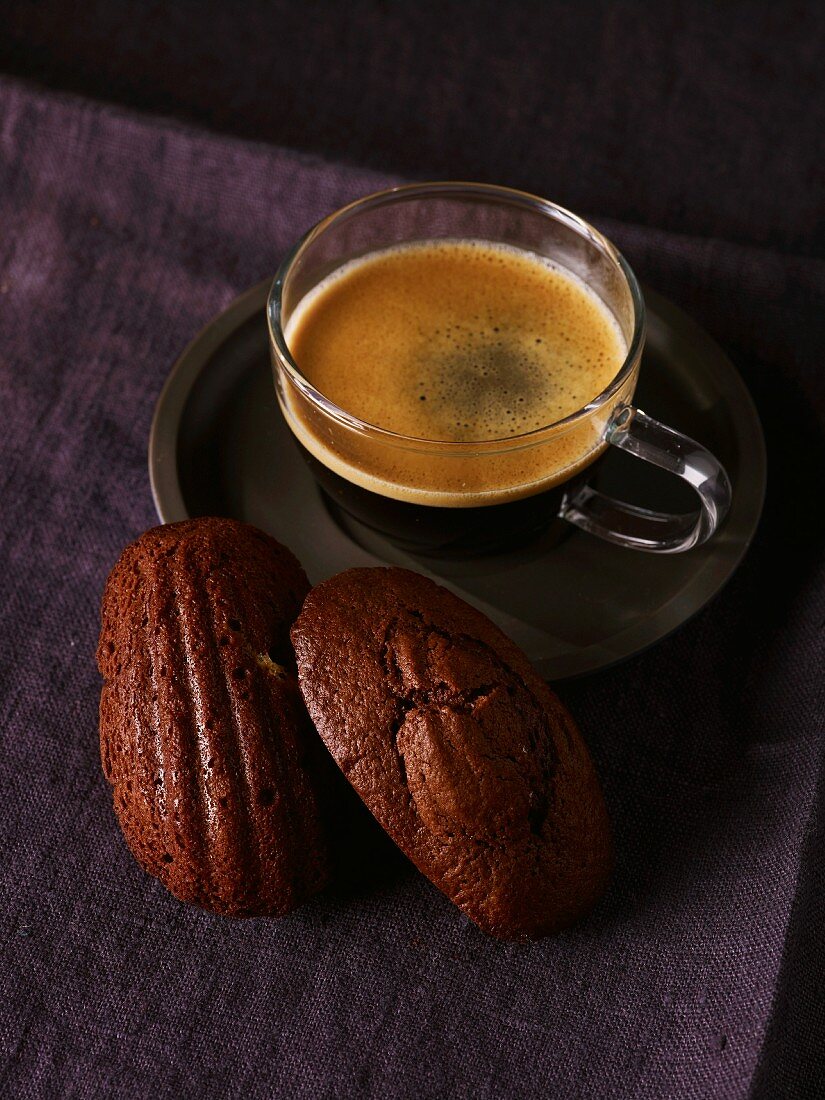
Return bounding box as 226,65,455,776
98,517,330,917
292,567,612,939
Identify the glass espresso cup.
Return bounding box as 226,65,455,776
267,183,731,555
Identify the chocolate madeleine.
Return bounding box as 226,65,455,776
292,567,611,939
97,517,329,917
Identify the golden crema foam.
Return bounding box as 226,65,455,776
282,239,628,506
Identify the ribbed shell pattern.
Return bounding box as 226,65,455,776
97,518,330,917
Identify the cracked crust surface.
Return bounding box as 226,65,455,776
292,567,612,939
97,517,330,917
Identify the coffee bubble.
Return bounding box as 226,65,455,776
283,239,627,504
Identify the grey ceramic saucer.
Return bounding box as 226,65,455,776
149,281,765,679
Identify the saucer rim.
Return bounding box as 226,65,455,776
149,280,766,680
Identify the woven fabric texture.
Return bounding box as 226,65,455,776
0,78,822,1098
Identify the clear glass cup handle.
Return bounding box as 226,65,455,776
560,407,733,553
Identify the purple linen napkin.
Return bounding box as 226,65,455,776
0,78,822,1099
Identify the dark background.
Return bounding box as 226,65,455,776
2,2,823,1096
4,0,823,255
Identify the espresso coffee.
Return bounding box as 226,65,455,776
281,239,628,552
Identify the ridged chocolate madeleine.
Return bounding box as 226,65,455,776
97,517,330,917
292,567,612,940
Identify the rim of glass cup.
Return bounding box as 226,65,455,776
267,181,646,454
